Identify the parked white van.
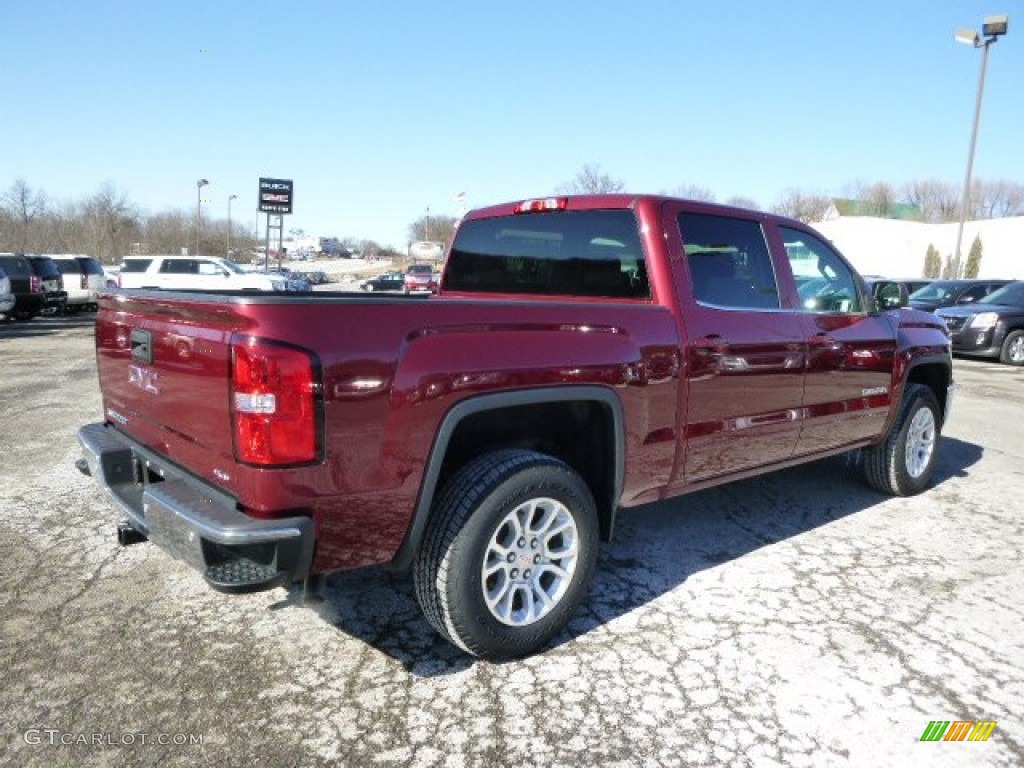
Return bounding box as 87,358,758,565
117,256,289,292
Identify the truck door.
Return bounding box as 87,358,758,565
773,225,898,454
666,207,807,483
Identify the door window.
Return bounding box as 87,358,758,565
678,213,780,309
781,227,863,313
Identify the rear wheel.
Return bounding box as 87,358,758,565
414,449,599,660
1000,330,1024,366
362,283,374,292
863,383,940,496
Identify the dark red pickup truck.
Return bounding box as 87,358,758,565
78,195,954,659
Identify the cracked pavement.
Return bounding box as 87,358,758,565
1,315,1022,767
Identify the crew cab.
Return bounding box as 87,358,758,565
77,195,954,659
937,280,1024,365
118,255,290,292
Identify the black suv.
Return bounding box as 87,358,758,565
908,279,1012,312
0,253,47,321
27,255,68,316
937,281,1024,366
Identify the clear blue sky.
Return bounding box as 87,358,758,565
3,1,1021,248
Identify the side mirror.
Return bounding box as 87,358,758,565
872,281,908,310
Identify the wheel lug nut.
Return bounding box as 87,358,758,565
510,569,519,579
531,539,539,548
507,553,516,563
524,569,532,579
517,538,526,548
534,554,541,564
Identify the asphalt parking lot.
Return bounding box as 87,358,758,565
1,314,1022,767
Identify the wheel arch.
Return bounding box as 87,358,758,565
389,386,625,571
904,356,953,426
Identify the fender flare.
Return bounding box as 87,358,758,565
388,385,625,571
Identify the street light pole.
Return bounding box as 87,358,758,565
227,194,238,258
196,178,209,256
953,15,1008,277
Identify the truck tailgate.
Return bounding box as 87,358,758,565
95,292,245,478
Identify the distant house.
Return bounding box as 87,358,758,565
822,199,923,222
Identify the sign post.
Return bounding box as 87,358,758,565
258,178,293,271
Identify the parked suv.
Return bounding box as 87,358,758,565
0,253,47,321
118,256,289,291
937,281,1024,365
51,255,106,313
27,255,68,315
908,279,1012,312
0,265,14,316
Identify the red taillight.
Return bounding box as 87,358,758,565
81,273,88,290
29,275,42,293
230,337,321,466
514,197,568,214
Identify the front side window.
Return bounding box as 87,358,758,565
782,227,863,314
120,259,153,273
679,213,780,310
444,210,650,299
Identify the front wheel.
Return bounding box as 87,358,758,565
862,383,941,496
414,450,599,660
1000,330,1024,366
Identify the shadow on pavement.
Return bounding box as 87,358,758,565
0,313,96,338
288,436,983,676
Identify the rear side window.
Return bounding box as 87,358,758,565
121,259,153,272
79,258,105,275
679,213,780,309
444,210,650,299
53,259,79,274
159,259,196,274
30,258,62,279
0,256,32,277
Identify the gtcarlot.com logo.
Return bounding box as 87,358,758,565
24,729,203,747
920,720,997,742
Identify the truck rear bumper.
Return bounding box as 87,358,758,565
77,422,314,593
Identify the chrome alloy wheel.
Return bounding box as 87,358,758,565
481,497,579,626
1009,335,1024,363
904,406,937,478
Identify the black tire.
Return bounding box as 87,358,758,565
863,383,941,496
999,330,1024,366
414,449,599,660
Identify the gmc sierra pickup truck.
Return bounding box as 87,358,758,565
78,195,954,659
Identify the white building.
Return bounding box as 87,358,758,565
811,211,1023,280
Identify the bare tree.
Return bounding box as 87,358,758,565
901,179,961,223
557,164,626,194
724,195,760,211
667,184,716,202
771,188,833,223
80,184,141,263
971,179,1024,219
1,178,48,251
407,215,458,247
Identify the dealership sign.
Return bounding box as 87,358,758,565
258,178,293,214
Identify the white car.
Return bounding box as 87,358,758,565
0,265,14,315
50,255,107,312
118,255,289,291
